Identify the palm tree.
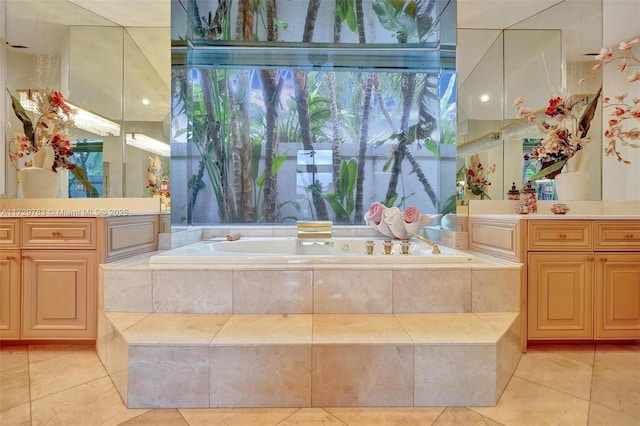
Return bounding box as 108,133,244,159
294,0,329,220
259,0,283,222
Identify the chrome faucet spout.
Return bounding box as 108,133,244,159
407,232,441,254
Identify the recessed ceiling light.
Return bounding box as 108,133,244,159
480,94,490,103
141,98,151,106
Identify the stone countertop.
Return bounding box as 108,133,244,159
464,200,640,220
0,197,161,217
469,213,640,220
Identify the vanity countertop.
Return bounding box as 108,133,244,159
0,198,161,217
469,213,640,220
465,200,640,220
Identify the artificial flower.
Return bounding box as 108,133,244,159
8,88,96,195
580,38,640,164
514,90,600,179
466,160,495,198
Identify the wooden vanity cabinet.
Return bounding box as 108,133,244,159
528,252,594,339
527,220,640,341
0,214,159,341
0,219,21,339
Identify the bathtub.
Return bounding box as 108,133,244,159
149,237,476,264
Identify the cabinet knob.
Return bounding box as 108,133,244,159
587,257,594,262
52,231,61,236
5,256,15,261
600,257,608,262
559,234,567,239
625,233,634,239
21,255,30,260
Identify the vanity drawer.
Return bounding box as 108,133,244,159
595,221,640,251
0,219,20,249
22,219,96,249
528,221,593,251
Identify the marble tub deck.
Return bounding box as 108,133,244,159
98,249,523,409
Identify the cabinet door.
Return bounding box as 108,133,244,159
0,251,21,339
595,254,640,339
21,250,96,339
528,253,594,339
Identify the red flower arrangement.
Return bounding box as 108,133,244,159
466,160,495,199
8,88,96,195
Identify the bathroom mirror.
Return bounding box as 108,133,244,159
457,0,603,200
3,0,170,199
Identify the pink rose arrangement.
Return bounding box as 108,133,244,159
365,203,439,239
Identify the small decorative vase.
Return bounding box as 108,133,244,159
18,168,59,198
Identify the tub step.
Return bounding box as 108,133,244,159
98,311,521,409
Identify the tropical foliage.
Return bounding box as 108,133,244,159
173,0,455,225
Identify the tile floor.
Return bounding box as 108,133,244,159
1,341,638,425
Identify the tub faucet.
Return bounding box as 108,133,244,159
297,221,333,239
407,232,441,254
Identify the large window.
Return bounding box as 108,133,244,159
170,0,456,226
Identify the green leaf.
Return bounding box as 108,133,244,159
70,166,99,197
524,160,566,186
7,89,35,147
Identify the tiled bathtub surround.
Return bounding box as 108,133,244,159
98,311,520,408
98,243,522,409
101,259,521,315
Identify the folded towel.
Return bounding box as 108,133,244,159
405,214,442,236
226,233,241,241
403,206,420,224
384,207,408,239
364,202,386,225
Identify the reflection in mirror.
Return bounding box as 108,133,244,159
69,26,124,198
123,28,171,203
457,0,603,201
3,0,170,201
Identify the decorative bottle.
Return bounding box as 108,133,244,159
522,181,537,213
507,182,520,200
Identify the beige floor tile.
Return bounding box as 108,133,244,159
0,402,31,426
432,407,503,425
0,365,30,411
29,348,108,400
278,408,346,425
30,376,149,425
470,376,589,426
178,408,298,426
514,344,595,400
27,343,96,364
118,408,188,425
590,344,640,418
588,402,640,426
326,407,444,425
0,344,28,372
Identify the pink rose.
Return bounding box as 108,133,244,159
403,206,420,223
364,202,385,224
